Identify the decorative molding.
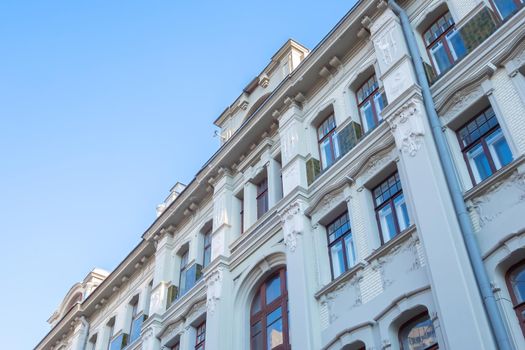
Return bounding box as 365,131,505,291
386,98,425,157
278,201,305,252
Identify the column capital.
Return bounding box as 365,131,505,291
278,200,308,253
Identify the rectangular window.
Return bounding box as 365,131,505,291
203,230,212,268
317,114,340,169
256,178,269,219
327,212,357,279
373,172,411,244
171,343,180,350
240,198,244,234
424,12,466,76
179,251,189,296
195,322,206,350
491,0,524,20
457,107,513,184
129,300,143,344
357,75,387,133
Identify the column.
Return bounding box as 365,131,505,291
279,200,321,350
243,181,257,229
278,100,308,194
372,8,495,349
211,169,235,259
149,229,176,317
141,322,162,350
69,317,89,350
277,98,320,349
268,157,283,207
202,261,234,350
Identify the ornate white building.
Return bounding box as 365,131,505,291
36,1,525,349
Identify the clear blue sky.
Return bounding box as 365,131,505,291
0,1,356,348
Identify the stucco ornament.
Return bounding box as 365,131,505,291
374,26,398,67
278,201,305,253
387,99,425,157
206,268,223,315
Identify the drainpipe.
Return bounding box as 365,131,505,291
387,1,513,349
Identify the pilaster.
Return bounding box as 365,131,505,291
211,169,235,258
150,228,176,316
279,200,321,350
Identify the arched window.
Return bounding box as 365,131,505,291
399,312,438,350
250,268,290,350
506,261,525,337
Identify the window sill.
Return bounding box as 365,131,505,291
314,262,365,299
464,154,525,201
365,224,417,264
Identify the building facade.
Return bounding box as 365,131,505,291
36,0,525,349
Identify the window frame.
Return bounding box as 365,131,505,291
373,172,409,245
203,229,212,268
398,312,439,350
326,212,357,279
423,12,463,76
317,114,339,169
505,260,525,337
179,250,189,296
195,321,206,350
356,74,386,133
456,107,511,185
250,268,290,350
256,177,269,219
129,298,143,344
489,0,524,21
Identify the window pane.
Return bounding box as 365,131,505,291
446,29,467,60
203,247,211,268
360,101,376,133
374,92,386,121
394,194,410,232
400,315,438,350
251,321,264,350
493,0,518,19
330,241,345,278
320,138,334,169
511,266,525,303
265,274,281,304
332,132,340,159
467,143,492,182
129,315,144,343
266,308,283,350
486,128,512,169
431,42,452,75
344,234,357,268
378,204,397,243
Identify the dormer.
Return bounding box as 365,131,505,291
214,39,309,144
156,182,186,217
47,268,109,327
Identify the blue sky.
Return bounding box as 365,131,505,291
0,1,355,348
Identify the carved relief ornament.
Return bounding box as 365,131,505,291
387,98,425,157
278,202,305,253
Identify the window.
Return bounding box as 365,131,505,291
107,321,114,350
317,114,340,169
399,312,439,350
179,251,189,296
171,343,180,350
423,12,467,76
357,75,387,133
373,172,411,244
327,212,357,279
506,261,525,337
129,298,143,344
457,107,512,185
195,322,206,350
490,0,524,20
250,268,290,350
203,229,212,268
256,178,269,219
